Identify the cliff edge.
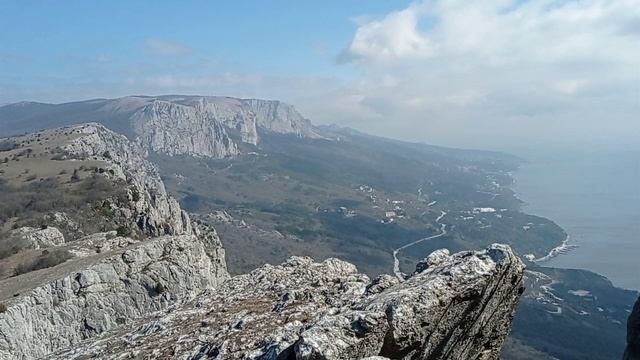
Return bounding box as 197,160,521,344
50,244,524,360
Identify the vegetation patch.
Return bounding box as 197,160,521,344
13,249,72,276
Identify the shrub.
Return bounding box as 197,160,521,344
0,234,29,260
13,249,72,276
131,188,141,202
0,303,6,313
70,169,80,182
116,226,131,237
156,282,167,294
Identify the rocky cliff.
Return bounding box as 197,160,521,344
60,122,193,236
129,96,322,157
48,244,524,360
0,233,228,360
0,95,324,158
626,296,640,360
0,123,229,359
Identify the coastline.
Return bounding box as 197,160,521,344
508,151,640,290
509,163,572,261
533,235,577,263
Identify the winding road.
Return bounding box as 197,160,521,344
392,211,447,281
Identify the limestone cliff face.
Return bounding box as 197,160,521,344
9,226,65,249
0,123,232,359
0,234,228,360
0,95,324,158
242,98,319,137
626,296,640,360
130,100,241,158
121,95,322,158
61,123,192,236
48,244,524,360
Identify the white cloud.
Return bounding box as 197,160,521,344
144,39,191,56
326,0,640,149
341,5,436,62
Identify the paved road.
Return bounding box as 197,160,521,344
392,211,447,281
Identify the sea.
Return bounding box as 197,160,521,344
512,149,640,291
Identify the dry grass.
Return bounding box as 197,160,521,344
0,127,107,187
13,249,73,277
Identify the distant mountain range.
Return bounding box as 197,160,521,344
0,96,322,158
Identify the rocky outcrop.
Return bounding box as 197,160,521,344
0,233,228,360
242,98,320,137
49,244,524,360
0,122,231,359
128,96,323,158
60,123,192,236
626,296,640,360
130,99,241,158
9,226,65,249
0,95,325,158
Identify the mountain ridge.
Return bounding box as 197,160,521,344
0,95,323,158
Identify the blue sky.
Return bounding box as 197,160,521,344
0,1,408,99
1,1,638,150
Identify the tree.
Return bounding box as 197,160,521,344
70,169,80,182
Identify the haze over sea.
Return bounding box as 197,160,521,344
513,149,640,291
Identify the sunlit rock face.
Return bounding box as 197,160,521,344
0,233,229,360
46,244,524,360
0,123,228,360
61,123,193,236
129,96,322,158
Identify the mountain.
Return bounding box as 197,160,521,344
0,124,524,359
0,123,228,358
1,95,636,359
0,96,322,158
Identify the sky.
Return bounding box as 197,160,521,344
1,0,638,151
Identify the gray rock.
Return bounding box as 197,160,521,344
414,248,450,274
626,296,640,360
61,123,193,237
0,123,231,360
10,226,65,249
0,233,228,360
364,274,400,296
131,99,241,158
129,97,324,158
47,244,524,360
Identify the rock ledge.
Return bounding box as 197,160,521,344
50,244,524,360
